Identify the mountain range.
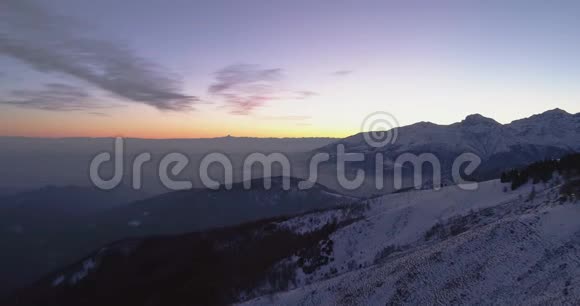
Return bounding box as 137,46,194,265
1,108,579,304
316,108,580,193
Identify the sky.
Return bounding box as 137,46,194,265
1,0,580,138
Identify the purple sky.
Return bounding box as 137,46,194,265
1,0,580,137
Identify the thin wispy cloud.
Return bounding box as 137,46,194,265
209,64,318,115
87,111,111,117
331,70,353,76
0,0,198,111
257,115,311,121
0,83,110,111
209,64,284,115
209,64,283,94
294,90,318,100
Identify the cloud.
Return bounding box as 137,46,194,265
258,115,311,121
209,64,318,115
0,0,197,111
331,70,353,76
294,90,318,100
87,111,111,117
0,83,112,111
3,83,92,111
208,64,285,114
209,64,283,94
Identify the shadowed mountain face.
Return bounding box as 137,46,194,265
0,186,149,296
3,214,354,306
0,188,29,197
89,177,356,237
0,178,355,296
0,185,148,219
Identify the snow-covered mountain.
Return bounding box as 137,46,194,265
240,180,580,305
9,167,580,305
319,108,580,182
4,110,580,305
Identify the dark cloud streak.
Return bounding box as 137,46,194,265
87,111,111,117
331,70,353,76
209,64,283,94
1,83,109,111
257,115,311,121
0,0,197,111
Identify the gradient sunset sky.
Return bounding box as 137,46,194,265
1,0,580,138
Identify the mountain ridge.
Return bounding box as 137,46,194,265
317,108,580,183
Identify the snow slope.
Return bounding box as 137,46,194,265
240,179,580,305
8,176,579,305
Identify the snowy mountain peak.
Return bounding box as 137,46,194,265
511,108,575,125
461,113,500,126
541,107,570,116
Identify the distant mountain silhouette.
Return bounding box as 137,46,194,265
90,177,357,237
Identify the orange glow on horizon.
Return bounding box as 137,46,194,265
0,104,355,139
0,128,351,139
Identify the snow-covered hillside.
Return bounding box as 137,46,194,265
7,173,579,305
240,179,580,305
